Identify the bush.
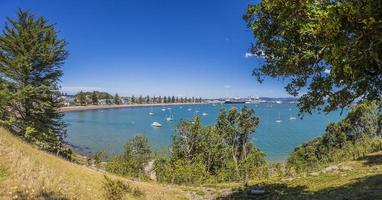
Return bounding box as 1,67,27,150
288,101,382,173
106,135,151,180
103,175,144,200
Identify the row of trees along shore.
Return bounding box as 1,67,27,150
74,90,203,106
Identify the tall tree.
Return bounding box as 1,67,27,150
0,10,70,157
91,91,98,105
244,0,382,113
76,91,87,105
114,93,121,105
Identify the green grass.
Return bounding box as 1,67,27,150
218,152,382,199
0,165,7,180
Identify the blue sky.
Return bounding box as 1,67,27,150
0,0,291,98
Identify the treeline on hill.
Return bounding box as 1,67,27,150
74,90,203,106
288,101,382,173
105,106,268,185
0,11,72,158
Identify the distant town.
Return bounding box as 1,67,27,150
59,91,298,107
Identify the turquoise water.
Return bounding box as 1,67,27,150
63,103,345,162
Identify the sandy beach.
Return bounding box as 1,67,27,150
60,102,204,112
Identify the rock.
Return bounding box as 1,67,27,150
281,177,294,182
322,165,339,173
339,165,353,171
310,172,320,176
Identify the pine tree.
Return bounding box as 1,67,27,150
91,91,98,105
114,93,121,105
0,10,71,157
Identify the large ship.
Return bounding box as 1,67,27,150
224,98,246,104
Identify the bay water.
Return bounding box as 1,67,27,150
64,103,345,162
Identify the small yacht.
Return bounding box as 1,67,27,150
151,122,162,127
161,108,166,111
202,112,208,116
187,108,192,111
276,100,282,104
289,116,296,120
166,110,174,121
149,112,155,116
275,112,282,123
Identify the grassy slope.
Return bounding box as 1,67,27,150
1,127,382,200
0,128,190,200
217,153,382,199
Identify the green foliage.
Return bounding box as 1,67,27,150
91,91,98,105
0,165,7,180
288,101,382,172
75,91,113,105
94,150,106,165
114,93,121,105
0,10,71,158
106,135,152,180
154,106,267,185
103,175,144,200
244,0,382,113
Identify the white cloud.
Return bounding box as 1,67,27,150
61,86,105,93
245,50,266,58
245,52,255,58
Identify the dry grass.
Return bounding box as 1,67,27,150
0,128,190,200
1,127,382,200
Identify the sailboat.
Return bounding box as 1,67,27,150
148,106,154,116
166,110,174,121
275,112,282,123
151,122,162,127
289,114,296,120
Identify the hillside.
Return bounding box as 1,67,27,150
0,128,191,200
1,127,382,199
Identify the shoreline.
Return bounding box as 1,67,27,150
60,102,206,112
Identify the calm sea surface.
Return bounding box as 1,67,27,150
63,103,345,162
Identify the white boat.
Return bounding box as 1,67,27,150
275,112,282,123
289,117,296,120
202,112,208,116
187,108,192,111
151,122,162,127
161,108,166,111
149,112,154,116
276,100,282,104
166,110,174,121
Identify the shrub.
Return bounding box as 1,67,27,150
106,135,151,180
103,175,144,200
